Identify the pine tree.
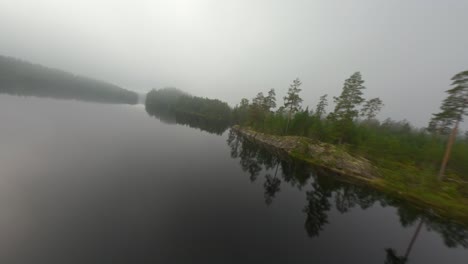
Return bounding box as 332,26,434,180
239,98,249,108
283,78,303,133
233,98,250,124
430,70,468,180
250,92,266,124
361,97,384,120
330,72,366,143
315,94,328,119
332,72,366,121
263,88,277,112
252,92,265,106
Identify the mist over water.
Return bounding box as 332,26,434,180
1,0,467,262
0,95,466,263
2,0,468,128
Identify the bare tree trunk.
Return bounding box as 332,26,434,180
438,120,460,180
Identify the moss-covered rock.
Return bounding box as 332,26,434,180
232,125,378,181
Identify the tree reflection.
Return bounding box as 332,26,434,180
145,106,230,135
280,159,311,189
385,248,407,264
237,138,262,182
334,185,358,213
227,129,468,248
227,129,240,158
264,164,281,205
385,218,424,264
384,213,468,263
303,181,332,237
396,205,468,249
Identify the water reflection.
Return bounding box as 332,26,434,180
385,219,424,264
227,129,468,261
264,164,281,205
145,105,230,135
1,96,466,263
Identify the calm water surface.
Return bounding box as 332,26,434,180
0,95,467,263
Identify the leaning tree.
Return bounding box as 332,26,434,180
429,70,468,180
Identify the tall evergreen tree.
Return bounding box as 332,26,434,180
332,72,366,121
232,98,250,124
283,78,303,133
263,88,277,112
250,92,266,123
361,97,384,120
240,98,249,108
429,70,468,180
252,92,265,106
315,94,328,119
330,72,366,143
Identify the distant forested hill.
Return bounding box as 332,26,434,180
145,88,232,134
0,55,138,104
145,88,232,121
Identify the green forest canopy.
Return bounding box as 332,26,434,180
231,75,468,183
144,78,468,182
145,87,232,122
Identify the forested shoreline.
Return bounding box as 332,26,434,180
3,52,466,219
145,87,232,134
226,130,468,246
230,72,468,182
0,55,138,104
145,72,467,182
144,71,468,222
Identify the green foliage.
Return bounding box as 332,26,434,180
0,55,138,104
233,72,468,183
249,92,267,125
361,97,384,120
232,98,250,125
283,78,303,116
428,70,468,179
428,70,468,134
229,130,468,237
264,88,277,111
331,72,366,121
140,72,468,185
145,87,187,112
145,88,232,134
315,94,328,119
329,72,368,143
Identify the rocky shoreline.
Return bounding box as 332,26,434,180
232,125,468,224
232,125,378,182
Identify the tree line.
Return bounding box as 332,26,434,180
143,71,467,182
232,71,468,181
0,55,138,104
145,87,232,134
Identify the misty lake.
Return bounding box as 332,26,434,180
0,95,467,264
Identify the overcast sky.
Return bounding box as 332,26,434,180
1,0,467,127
